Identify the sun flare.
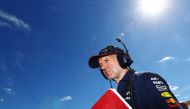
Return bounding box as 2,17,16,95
137,0,170,18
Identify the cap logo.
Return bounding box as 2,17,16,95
103,48,108,52
100,48,110,54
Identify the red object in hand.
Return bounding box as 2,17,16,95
91,88,132,109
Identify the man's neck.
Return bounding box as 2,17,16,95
115,69,129,84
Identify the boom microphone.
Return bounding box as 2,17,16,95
116,38,122,42
116,38,128,53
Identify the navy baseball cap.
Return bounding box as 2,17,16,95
88,45,124,68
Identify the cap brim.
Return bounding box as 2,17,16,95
88,53,114,68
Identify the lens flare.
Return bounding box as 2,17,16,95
136,0,170,18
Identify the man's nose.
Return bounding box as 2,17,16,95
100,64,107,70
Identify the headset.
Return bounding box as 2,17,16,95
100,38,133,80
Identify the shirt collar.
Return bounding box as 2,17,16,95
119,69,135,82
117,69,135,91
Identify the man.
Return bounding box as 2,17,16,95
88,45,184,109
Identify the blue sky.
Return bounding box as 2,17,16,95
0,0,190,109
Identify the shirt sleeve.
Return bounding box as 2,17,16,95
141,73,183,109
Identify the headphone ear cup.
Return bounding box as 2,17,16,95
100,69,108,79
117,53,129,68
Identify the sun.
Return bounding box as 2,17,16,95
136,0,170,18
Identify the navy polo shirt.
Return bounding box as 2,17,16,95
117,70,183,109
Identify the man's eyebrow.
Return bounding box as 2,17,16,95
104,57,110,61
99,57,108,64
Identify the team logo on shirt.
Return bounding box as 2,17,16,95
151,77,159,80
161,92,172,97
124,91,131,100
126,91,130,95
166,98,176,104
166,98,179,108
153,81,164,85
156,85,168,91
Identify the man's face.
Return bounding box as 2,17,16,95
98,54,123,80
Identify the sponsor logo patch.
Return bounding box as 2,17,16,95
156,85,168,91
153,81,164,85
151,77,159,80
166,98,176,104
166,98,179,108
125,91,131,100
161,92,172,97
126,91,130,95
124,97,130,100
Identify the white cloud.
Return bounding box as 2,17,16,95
3,88,14,95
158,56,175,63
169,84,190,102
0,9,31,31
169,85,180,97
170,86,179,91
0,21,12,28
60,96,72,102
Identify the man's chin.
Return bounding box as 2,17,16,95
106,76,114,80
